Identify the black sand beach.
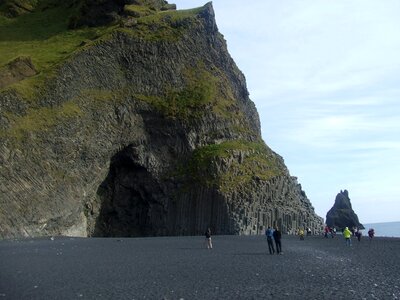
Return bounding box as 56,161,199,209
1,235,399,299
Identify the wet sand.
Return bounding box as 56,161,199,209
0,234,399,299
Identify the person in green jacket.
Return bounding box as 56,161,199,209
343,227,352,246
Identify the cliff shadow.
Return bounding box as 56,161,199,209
92,145,233,237
92,146,169,237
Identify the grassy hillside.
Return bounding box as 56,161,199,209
1,1,251,142
0,0,201,98
0,0,117,98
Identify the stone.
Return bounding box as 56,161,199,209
120,17,138,28
0,56,38,89
326,190,364,230
1,0,35,18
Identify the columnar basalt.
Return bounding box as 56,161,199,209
0,1,323,238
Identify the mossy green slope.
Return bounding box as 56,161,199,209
181,140,286,193
0,1,205,99
0,1,213,138
0,0,116,98
0,1,252,137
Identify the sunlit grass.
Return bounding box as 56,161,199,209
0,0,115,97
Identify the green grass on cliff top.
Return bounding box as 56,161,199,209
121,5,203,41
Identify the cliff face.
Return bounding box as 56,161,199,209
326,190,363,230
0,1,323,238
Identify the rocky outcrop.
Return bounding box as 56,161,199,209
326,190,363,230
1,0,37,17
0,2,323,238
0,56,37,89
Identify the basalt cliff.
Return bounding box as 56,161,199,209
0,0,323,238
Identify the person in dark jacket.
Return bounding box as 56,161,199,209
205,228,212,249
273,227,282,254
355,228,362,242
368,228,375,241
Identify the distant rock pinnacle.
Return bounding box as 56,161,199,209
326,190,364,230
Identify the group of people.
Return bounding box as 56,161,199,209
342,226,375,246
265,227,282,255
204,224,376,252
204,226,283,254
324,226,337,238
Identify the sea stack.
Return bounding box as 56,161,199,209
0,0,323,238
326,190,364,230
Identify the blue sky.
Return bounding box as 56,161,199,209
173,1,400,223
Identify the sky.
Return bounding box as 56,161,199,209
172,1,400,224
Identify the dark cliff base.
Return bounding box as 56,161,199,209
1,235,399,299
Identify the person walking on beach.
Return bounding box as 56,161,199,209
343,227,352,246
273,227,282,254
356,228,362,242
265,227,275,254
324,225,330,238
307,227,312,236
368,228,375,241
299,228,305,240
205,228,212,249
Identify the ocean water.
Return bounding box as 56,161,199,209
361,221,400,238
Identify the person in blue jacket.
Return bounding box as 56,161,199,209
265,227,275,254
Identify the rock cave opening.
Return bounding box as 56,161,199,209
93,146,167,237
